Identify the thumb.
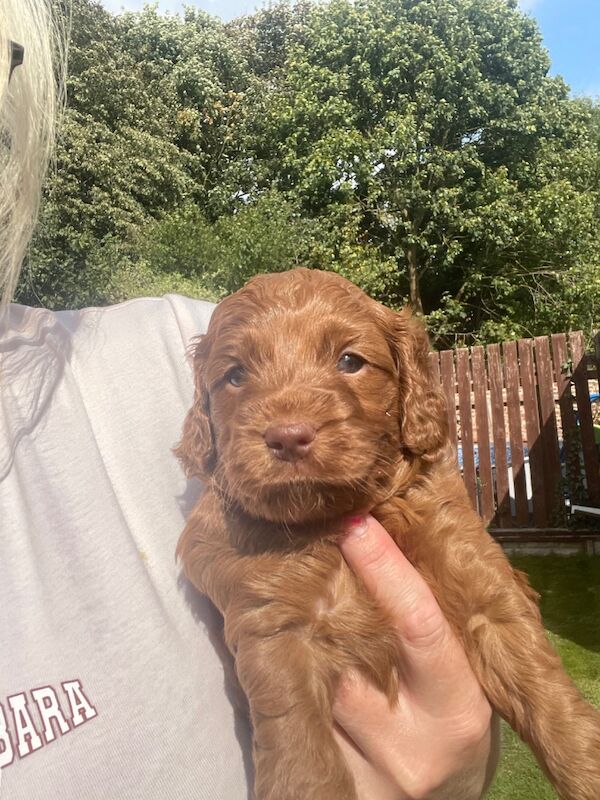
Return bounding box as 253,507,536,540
338,514,479,708
339,514,447,652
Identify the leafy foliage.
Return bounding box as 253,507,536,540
17,0,600,343
140,190,316,296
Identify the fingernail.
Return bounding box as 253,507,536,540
342,515,368,537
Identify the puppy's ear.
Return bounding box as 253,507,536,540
386,308,448,460
174,335,216,482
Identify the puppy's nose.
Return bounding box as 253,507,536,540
264,423,316,462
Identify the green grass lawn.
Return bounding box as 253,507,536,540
487,554,600,800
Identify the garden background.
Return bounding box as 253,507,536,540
20,0,600,348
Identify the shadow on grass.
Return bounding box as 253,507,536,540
509,554,600,653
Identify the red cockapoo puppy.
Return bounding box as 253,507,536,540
176,268,600,800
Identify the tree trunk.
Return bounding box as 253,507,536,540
407,241,423,314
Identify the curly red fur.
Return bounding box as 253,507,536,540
176,268,600,800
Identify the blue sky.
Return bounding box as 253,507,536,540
100,0,600,98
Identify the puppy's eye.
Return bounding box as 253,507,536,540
225,366,245,387
337,353,365,374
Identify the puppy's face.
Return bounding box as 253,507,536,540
177,269,446,525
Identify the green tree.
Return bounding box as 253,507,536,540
17,0,600,343
17,0,247,307
248,0,596,339
140,189,316,297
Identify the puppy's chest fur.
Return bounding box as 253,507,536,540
209,495,419,700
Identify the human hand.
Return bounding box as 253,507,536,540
333,514,499,800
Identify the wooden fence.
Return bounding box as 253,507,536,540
430,332,600,537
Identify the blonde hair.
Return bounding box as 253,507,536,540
0,0,65,311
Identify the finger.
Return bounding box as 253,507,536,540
339,514,448,650
338,515,483,709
